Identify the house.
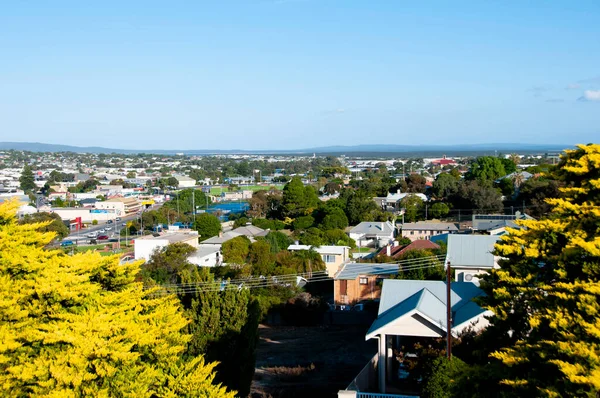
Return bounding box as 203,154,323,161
495,171,533,184
333,263,399,305
200,231,246,248
340,279,492,396
377,239,440,259
348,221,395,248
188,245,222,267
232,224,268,238
175,175,196,188
134,231,200,261
95,197,141,216
288,244,351,277
471,212,534,235
398,221,459,241
374,192,428,212
445,234,501,284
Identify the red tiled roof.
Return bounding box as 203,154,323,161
377,239,441,258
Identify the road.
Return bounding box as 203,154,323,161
65,207,158,243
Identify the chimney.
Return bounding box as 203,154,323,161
386,245,391,257
393,240,399,247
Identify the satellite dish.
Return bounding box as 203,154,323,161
464,274,473,282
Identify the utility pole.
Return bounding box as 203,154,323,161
446,261,452,360
192,189,196,224
425,203,428,220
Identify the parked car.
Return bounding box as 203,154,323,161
107,220,113,224
99,228,106,233
105,226,112,230
60,240,74,247
116,217,121,222
97,235,109,240
86,232,98,238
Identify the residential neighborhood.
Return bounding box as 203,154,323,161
1,2,598,397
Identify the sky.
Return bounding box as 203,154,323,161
1,0,599,150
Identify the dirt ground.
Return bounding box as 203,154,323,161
251,324,377,398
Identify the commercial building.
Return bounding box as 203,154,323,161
96,197,141,216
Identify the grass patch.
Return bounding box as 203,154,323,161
209,185,284,194
264,364,316,382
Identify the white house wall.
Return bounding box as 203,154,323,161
382,313,443,338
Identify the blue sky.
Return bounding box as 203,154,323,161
1,0,599,150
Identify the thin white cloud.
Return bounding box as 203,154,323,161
565,83,580,90
578,90,600,102
321,108,346,115
527,86,549,97
545,98,564,103
577,76,600,85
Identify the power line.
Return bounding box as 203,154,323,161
149,259,443,295
157,255,446,289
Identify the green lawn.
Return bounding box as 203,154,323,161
68,244,133,256
351,247,375,253
209,184,284,194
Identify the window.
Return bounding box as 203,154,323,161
359,277,368,285
410,231,414,235
323,254,336,263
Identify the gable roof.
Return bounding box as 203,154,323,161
349,221,395,236
232,225,265,237
201,231,243,245
377,240,441,258
446,234,500,268
366,279,487,340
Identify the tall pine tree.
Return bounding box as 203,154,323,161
478,144,600,396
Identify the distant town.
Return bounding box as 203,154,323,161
2,144,583,397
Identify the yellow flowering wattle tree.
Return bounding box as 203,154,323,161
478,144,600,397
0,200,234,397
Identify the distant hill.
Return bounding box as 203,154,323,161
0,141,571,156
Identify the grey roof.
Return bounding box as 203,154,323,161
366,279,486,339
201,231,243,245
399,222,458,231
349,221,395,236
288,244,348,256
472,213,534,231
335,262,399,280
136,232,199,244
496,171,533,182
191,245,221,257
232,225,265,237
446,234,500,268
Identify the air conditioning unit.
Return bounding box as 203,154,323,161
459,272,479,284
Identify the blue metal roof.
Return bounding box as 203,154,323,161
446,234,500,268
334,262,399,280
366,279,487,339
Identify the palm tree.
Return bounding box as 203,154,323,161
509,153,521,166
294,247,325,278
512,172,525,189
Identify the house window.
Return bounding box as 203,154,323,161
410,231,414,235
359,277,368,285
322,254,336,263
